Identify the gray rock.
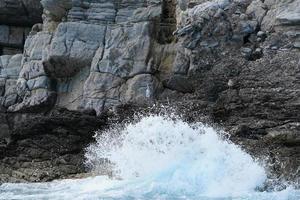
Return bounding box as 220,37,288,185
19,61,46,80
178,0,188,11
294,41,300,49
95,22,155,78
67,1,116,23
45,22,106,77
0,55,22,108
276,1,300,26
27,76,50,90
23,32,52,61
262,0,300,32
257,31,266,38
41,0,72,21
4,94,18,108
241,47,252,59
0,25,9,44
0,55,12,69
5,54,22,78
246,0,267,24
4,79,18,96
120,74,161,104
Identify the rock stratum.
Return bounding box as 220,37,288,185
0,0,299,184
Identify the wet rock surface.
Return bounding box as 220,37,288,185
0,108,106,183
0,0,299,185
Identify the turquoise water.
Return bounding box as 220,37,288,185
1,115,299,200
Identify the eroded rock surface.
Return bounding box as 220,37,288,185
4,0,177,115
0,0,299,184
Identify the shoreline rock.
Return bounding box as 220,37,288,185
0,108,106,183
0,0,299,186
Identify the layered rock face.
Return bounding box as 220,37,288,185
0,0,43,55
0,0,177,183
2,0,177,115
0,0,299,183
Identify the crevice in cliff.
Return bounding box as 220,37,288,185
113,0,121,23
156,0,177,44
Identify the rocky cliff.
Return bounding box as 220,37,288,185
0,0,299,184
0,0,42,55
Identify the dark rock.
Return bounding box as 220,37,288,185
252,48,263,60
0,0,42,26
163,75,195,93
0,109,107,183
0,0,43,56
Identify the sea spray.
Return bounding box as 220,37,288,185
85,114,267,197
1,114,300,200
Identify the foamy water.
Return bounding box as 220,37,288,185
0,115,299,200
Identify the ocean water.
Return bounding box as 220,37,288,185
0,115,299,200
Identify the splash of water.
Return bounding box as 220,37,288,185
1,114,299,200
86,115,267,197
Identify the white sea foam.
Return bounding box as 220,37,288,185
0,114,299,200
